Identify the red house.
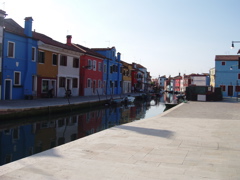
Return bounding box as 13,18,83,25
66,35,105,96
174,75,182,92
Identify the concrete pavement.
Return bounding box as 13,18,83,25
0,99,240,179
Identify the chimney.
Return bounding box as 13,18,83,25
24,17,33,37
66,35,72,46
0,10,7,26
117,52,121,61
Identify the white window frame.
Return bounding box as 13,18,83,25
14,71,21,86
98,80,101,88
88,59,92,69
42,79,49,93
52,53,58,66
98,62,102,72
87,78,92,88
104,64,107,73
93,60,96,71
38,51,45,64
32,47,36,61
8,41,15,58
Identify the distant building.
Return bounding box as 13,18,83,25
209,67,215,87
92,47,122,95
215,55,240,97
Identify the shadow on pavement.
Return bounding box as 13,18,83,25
115,125,174,139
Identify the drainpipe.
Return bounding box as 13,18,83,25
0,10,7,100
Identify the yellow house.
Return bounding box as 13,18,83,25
122,61,132,93
36,45,59,98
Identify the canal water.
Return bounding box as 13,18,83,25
0,93,176,166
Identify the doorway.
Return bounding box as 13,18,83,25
228,85,233,96
5,80,12,100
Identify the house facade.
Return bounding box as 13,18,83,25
70,39,104,96
215,55,240,97
1,17,38,100
92,47,122,95
33,34,83,98
122,61,132,93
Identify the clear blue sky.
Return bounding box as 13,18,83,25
2,0,240,78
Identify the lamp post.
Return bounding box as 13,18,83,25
231,41,240,49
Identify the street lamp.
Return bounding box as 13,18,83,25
231,41,240,49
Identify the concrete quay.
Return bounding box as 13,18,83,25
0,98,240,179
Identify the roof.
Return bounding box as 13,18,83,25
4,18,84,54
4,18,26,37
215,55,240,61
33,32,85,53
91,47,115,51
73,44,106,59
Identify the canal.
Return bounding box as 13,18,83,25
0,93,176,166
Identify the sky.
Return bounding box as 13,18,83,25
1,0,240,78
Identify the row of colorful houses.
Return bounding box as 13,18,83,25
0,10,151,100
153,53,240,98
153,73,210,93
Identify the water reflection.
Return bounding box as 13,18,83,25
0,94,172,166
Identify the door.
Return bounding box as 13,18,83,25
50,80,56,97
5,80,11,100
66,79,71,90
228,85,233,96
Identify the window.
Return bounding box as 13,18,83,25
104,64,107,73
93,60,96,71
98,80,101,88
60,55,67,66
110,66,113,73
14,71,21,86
238,74,240,79
8,41,15,58
221,62,225,66
42,80,49,93
235,86,240,92
220,85,226,91
73,58,79,68
115,81,118,87
52,54,58,65
59,77,66,87
98,62,102,71
87,79,91,88
38,51,45,63
88,59,92,69
73,78,78,88
32,47,36,61
113,65,116,72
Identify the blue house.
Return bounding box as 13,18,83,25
92,47,122,95
1,17,38,100
215,55,240,97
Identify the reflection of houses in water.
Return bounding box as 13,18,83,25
0,125,35,165
78,110,104,138
101,107,121,129
120,105,132,124
34,121,56,153
56,116,78,146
